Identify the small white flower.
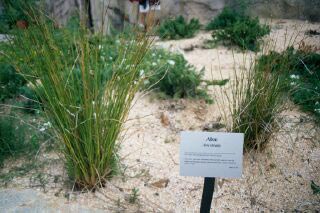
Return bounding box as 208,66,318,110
152,62,157,66
290,82,296,86
152,53,156,57
290,74,300,79
167,60,175,66
43,122,52,127
98,45,102,50
109,56,113,60
139,70,145,77
92,101,95,105
39,127,46,132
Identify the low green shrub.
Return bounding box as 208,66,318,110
206,7,240,30
0,116,40,166
141,48,214,103
206,7,270,51
214,17,270,51
0,63,27,102
157,16,201,40
257,47,320,120
0,0,38,33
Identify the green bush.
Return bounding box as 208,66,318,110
257,47,320,120
157,16,201,40
214,17,270,51
5,11,152,189
0,0,38,33
0,63,27,102
141,48,213,103
0,116,39,166
206,7,241,30
206,7,270,51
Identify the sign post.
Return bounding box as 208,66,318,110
180,131,244,212
200,177,215,213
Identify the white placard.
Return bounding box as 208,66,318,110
180,131,244,178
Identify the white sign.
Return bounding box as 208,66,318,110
180,131,244,178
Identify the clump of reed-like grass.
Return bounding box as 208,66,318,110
4,10,152,189
217,39,295,150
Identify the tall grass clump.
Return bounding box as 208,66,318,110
217,46,292,150
157,16,201,40
4,10,152,188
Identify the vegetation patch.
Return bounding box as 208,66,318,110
206,7,270,51
257,47,320,121
141,48,227,103
0,116,40,166
4,9,152,189
157,16,201,40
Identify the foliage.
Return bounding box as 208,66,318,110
141,48,214,103
5,10,152,189
311,181,320,195
157,16,201,40
0,63,27,102
257,47,320,120
206,7,270,51
0,0,38,33
0,116,40,166
129,188,139,204
206,7,241,31
218,49,292,150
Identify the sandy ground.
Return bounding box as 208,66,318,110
1,19,320,212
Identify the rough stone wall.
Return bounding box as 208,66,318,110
246,0,320,22
44,0,320,33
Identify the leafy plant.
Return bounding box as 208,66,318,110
141,48,214,103
0,0,38,33
311,181,320,194
0,63,27,102
0,116,40,166
206,7,270,51
129,188,139,204
5,10,152,189
257,47,320,121
157,16,201,40
206,7,241,31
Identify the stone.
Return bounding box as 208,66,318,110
150,178,170,188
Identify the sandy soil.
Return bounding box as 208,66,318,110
1,19,320,212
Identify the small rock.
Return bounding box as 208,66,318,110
160,112,170,127
150,179,170,188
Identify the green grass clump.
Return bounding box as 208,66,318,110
257,47,320,121
5,10,152,188
141,48,216,103
219,48,292,150
157,16,201,40
0,116,40,166
206,7,270,51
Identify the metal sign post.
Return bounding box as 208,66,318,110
200,177,215,213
